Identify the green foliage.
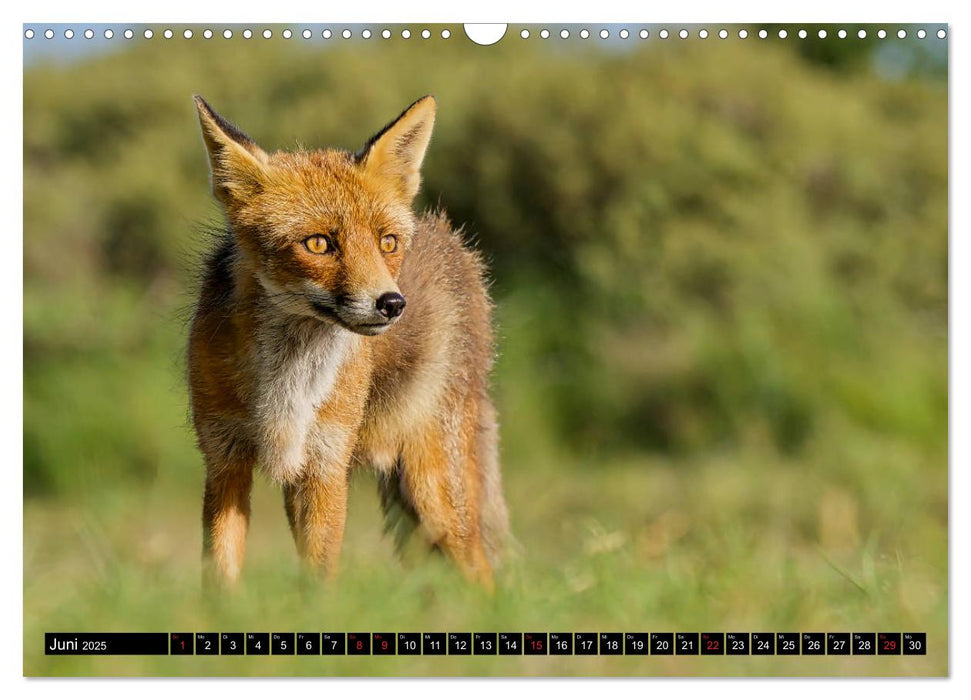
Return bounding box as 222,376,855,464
23,37,947,676
24,39,946,486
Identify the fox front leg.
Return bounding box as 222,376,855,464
285,467,350,578
284,423,357,578
202,451,255,589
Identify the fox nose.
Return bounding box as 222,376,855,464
376,292,406,319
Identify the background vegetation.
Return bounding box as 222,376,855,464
23,26,947,676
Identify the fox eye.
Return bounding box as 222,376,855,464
303,235,332,255
380,234,398,254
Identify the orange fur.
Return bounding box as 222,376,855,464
189,96,509,588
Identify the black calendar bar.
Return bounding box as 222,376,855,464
43,632,927,656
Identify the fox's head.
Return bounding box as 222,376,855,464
195,95,437,335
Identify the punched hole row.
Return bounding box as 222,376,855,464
24,27,948,41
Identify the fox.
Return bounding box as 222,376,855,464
188,95,509,589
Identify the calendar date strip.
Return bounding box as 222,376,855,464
46,632,926,656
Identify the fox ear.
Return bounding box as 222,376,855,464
194,95,268,208
357,96,437,202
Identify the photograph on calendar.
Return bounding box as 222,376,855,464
23,23,947,676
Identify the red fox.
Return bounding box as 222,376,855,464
189,95,508,589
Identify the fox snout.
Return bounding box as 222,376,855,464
305,287,406,336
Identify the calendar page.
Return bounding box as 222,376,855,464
23,22,947,677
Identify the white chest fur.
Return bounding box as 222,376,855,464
251,318,357,483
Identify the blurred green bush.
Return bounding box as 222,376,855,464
23,37,946,495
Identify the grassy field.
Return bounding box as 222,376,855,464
23,30,947,676
24,458,947,676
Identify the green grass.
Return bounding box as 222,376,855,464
24,432,946,676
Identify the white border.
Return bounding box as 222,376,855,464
5,1,966,698
5,0,967,22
